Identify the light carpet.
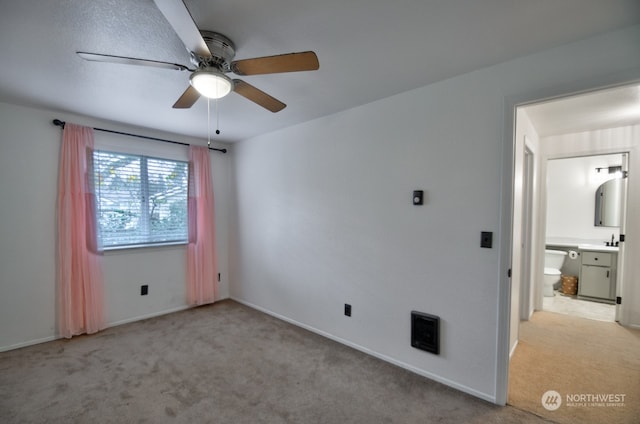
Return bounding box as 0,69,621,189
0,300,550,423
508,311,640,424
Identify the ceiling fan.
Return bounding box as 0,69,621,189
77,0,319,113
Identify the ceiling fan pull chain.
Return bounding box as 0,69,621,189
207,97,211,148
216,97,221,135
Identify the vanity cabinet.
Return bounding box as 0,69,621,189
579,250,616,303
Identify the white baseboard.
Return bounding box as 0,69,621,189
0,303,201,353
0,335,58,353
231,297,497,404
98,296,231,329
509,339,519,359
107,305,192,328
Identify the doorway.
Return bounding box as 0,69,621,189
505,83,640,418
511,82,639,328
542,153,627,323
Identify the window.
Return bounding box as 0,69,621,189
93,150,189,248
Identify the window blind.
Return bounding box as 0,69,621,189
93,150,189,248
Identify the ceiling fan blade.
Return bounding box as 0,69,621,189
233,80,286,113
77,52,191,71
173,85,201,108
231,51,319,76
153,0,211,57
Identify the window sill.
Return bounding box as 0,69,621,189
102,241,188,253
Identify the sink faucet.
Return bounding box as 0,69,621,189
606,234,615,246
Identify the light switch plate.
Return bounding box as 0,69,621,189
481,231,492,248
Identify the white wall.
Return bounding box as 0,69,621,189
230,24,640,403
0,101,231,351
546,153,623,242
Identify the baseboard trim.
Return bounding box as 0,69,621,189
107,305,192,328
0,335,58,353
0,301,221,353
231,297,497,404
509,339,519,359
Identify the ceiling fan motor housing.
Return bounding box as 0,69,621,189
190,31,236,72
75,0,318,112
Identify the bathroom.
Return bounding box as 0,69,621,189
543,153,626,322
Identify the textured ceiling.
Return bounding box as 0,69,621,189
1,0,639,143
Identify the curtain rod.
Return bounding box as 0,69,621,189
52,119,227,154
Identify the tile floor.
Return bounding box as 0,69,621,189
543,290,616,322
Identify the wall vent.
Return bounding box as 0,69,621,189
411,311,440,355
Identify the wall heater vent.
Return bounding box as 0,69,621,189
411,311,440,355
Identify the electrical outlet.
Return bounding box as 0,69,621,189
344,304,352,317
140,285,148,296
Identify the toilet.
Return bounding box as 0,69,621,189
544,250,567,297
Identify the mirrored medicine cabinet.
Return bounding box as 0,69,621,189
594,177,625,227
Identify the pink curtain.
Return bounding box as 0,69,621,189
57,123,105,338
187,146,218,305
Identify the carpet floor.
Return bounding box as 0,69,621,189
0,300,550,423
508,311,640,424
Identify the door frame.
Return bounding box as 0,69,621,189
519,145,534,320
615,152,629,322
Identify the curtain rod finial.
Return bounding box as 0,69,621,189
53,119,65,128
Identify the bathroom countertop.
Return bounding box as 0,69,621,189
546,238,600,247
577,244,619,253
546,238,619,253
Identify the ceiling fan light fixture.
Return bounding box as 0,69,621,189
190,68,232,99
